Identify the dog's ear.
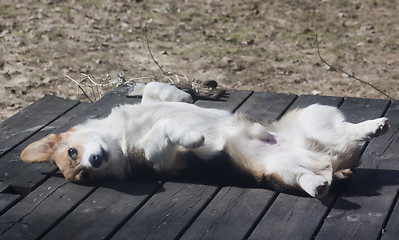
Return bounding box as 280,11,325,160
21,134,61,163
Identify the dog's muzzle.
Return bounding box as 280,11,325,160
67,165,91,182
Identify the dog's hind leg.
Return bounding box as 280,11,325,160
326,117,389,178
344,117,389,142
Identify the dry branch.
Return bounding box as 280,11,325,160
316,35,392,100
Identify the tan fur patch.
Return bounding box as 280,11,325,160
225,141,265,178
127,148,159,178
264,173,287,185
52,130,88,182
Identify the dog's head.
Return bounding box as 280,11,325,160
21,128,116,182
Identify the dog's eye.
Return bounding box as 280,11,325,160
68,148,78,160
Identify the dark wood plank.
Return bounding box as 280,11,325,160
338,97,390,123
288,94,344,109
42,180,161,240
111,182,219,240
248,95,343,239
180,92,297,239
0,95,79,157
195,90,253,112
0,174,95,240
195,90,253,111
315,98,393,240
0,193,20,215
181,187,275,240
0,183,8,194
237,92,297,121
381,190,399,239
250,194,335,239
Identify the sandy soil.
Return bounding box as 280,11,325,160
1,0,398,121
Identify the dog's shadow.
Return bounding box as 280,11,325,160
50,159,399,210
325,168,399,210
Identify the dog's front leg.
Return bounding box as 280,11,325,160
142,82,193,104
137,119,204,170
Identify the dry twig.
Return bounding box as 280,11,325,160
66,23,194,102
316,35,392,100
144,23,174,83
64,74,94,103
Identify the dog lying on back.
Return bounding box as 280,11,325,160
21,82,389,198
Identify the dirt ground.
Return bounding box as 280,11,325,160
1,0,398,121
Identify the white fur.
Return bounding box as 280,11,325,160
22,82,389,198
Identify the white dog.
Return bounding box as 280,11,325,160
21,82,389,198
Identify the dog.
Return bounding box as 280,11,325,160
21,82,389,198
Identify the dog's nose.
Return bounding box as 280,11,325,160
88,147,108,168
89,154,103,168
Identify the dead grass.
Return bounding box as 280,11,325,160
1,0,398,121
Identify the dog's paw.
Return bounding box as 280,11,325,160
361,117,389,140
372,117,389,136
333,169,353,180
314,181,329,198
299,174,330,198
354,117,389,141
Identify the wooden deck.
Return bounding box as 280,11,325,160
1,86,398,239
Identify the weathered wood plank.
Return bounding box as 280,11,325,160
0,95,79,157
288,94,344,108
180,92,297,239
0,193,20,215
195,90,253,112
338,97,390,123
250,194,335,240
181,187,275,240
248,95,343,240
111,182,218,240
236,92,297,121
42,180,161,240
381,190,399,239
0,174,95,240
315,98,393,240
0,183,8,194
